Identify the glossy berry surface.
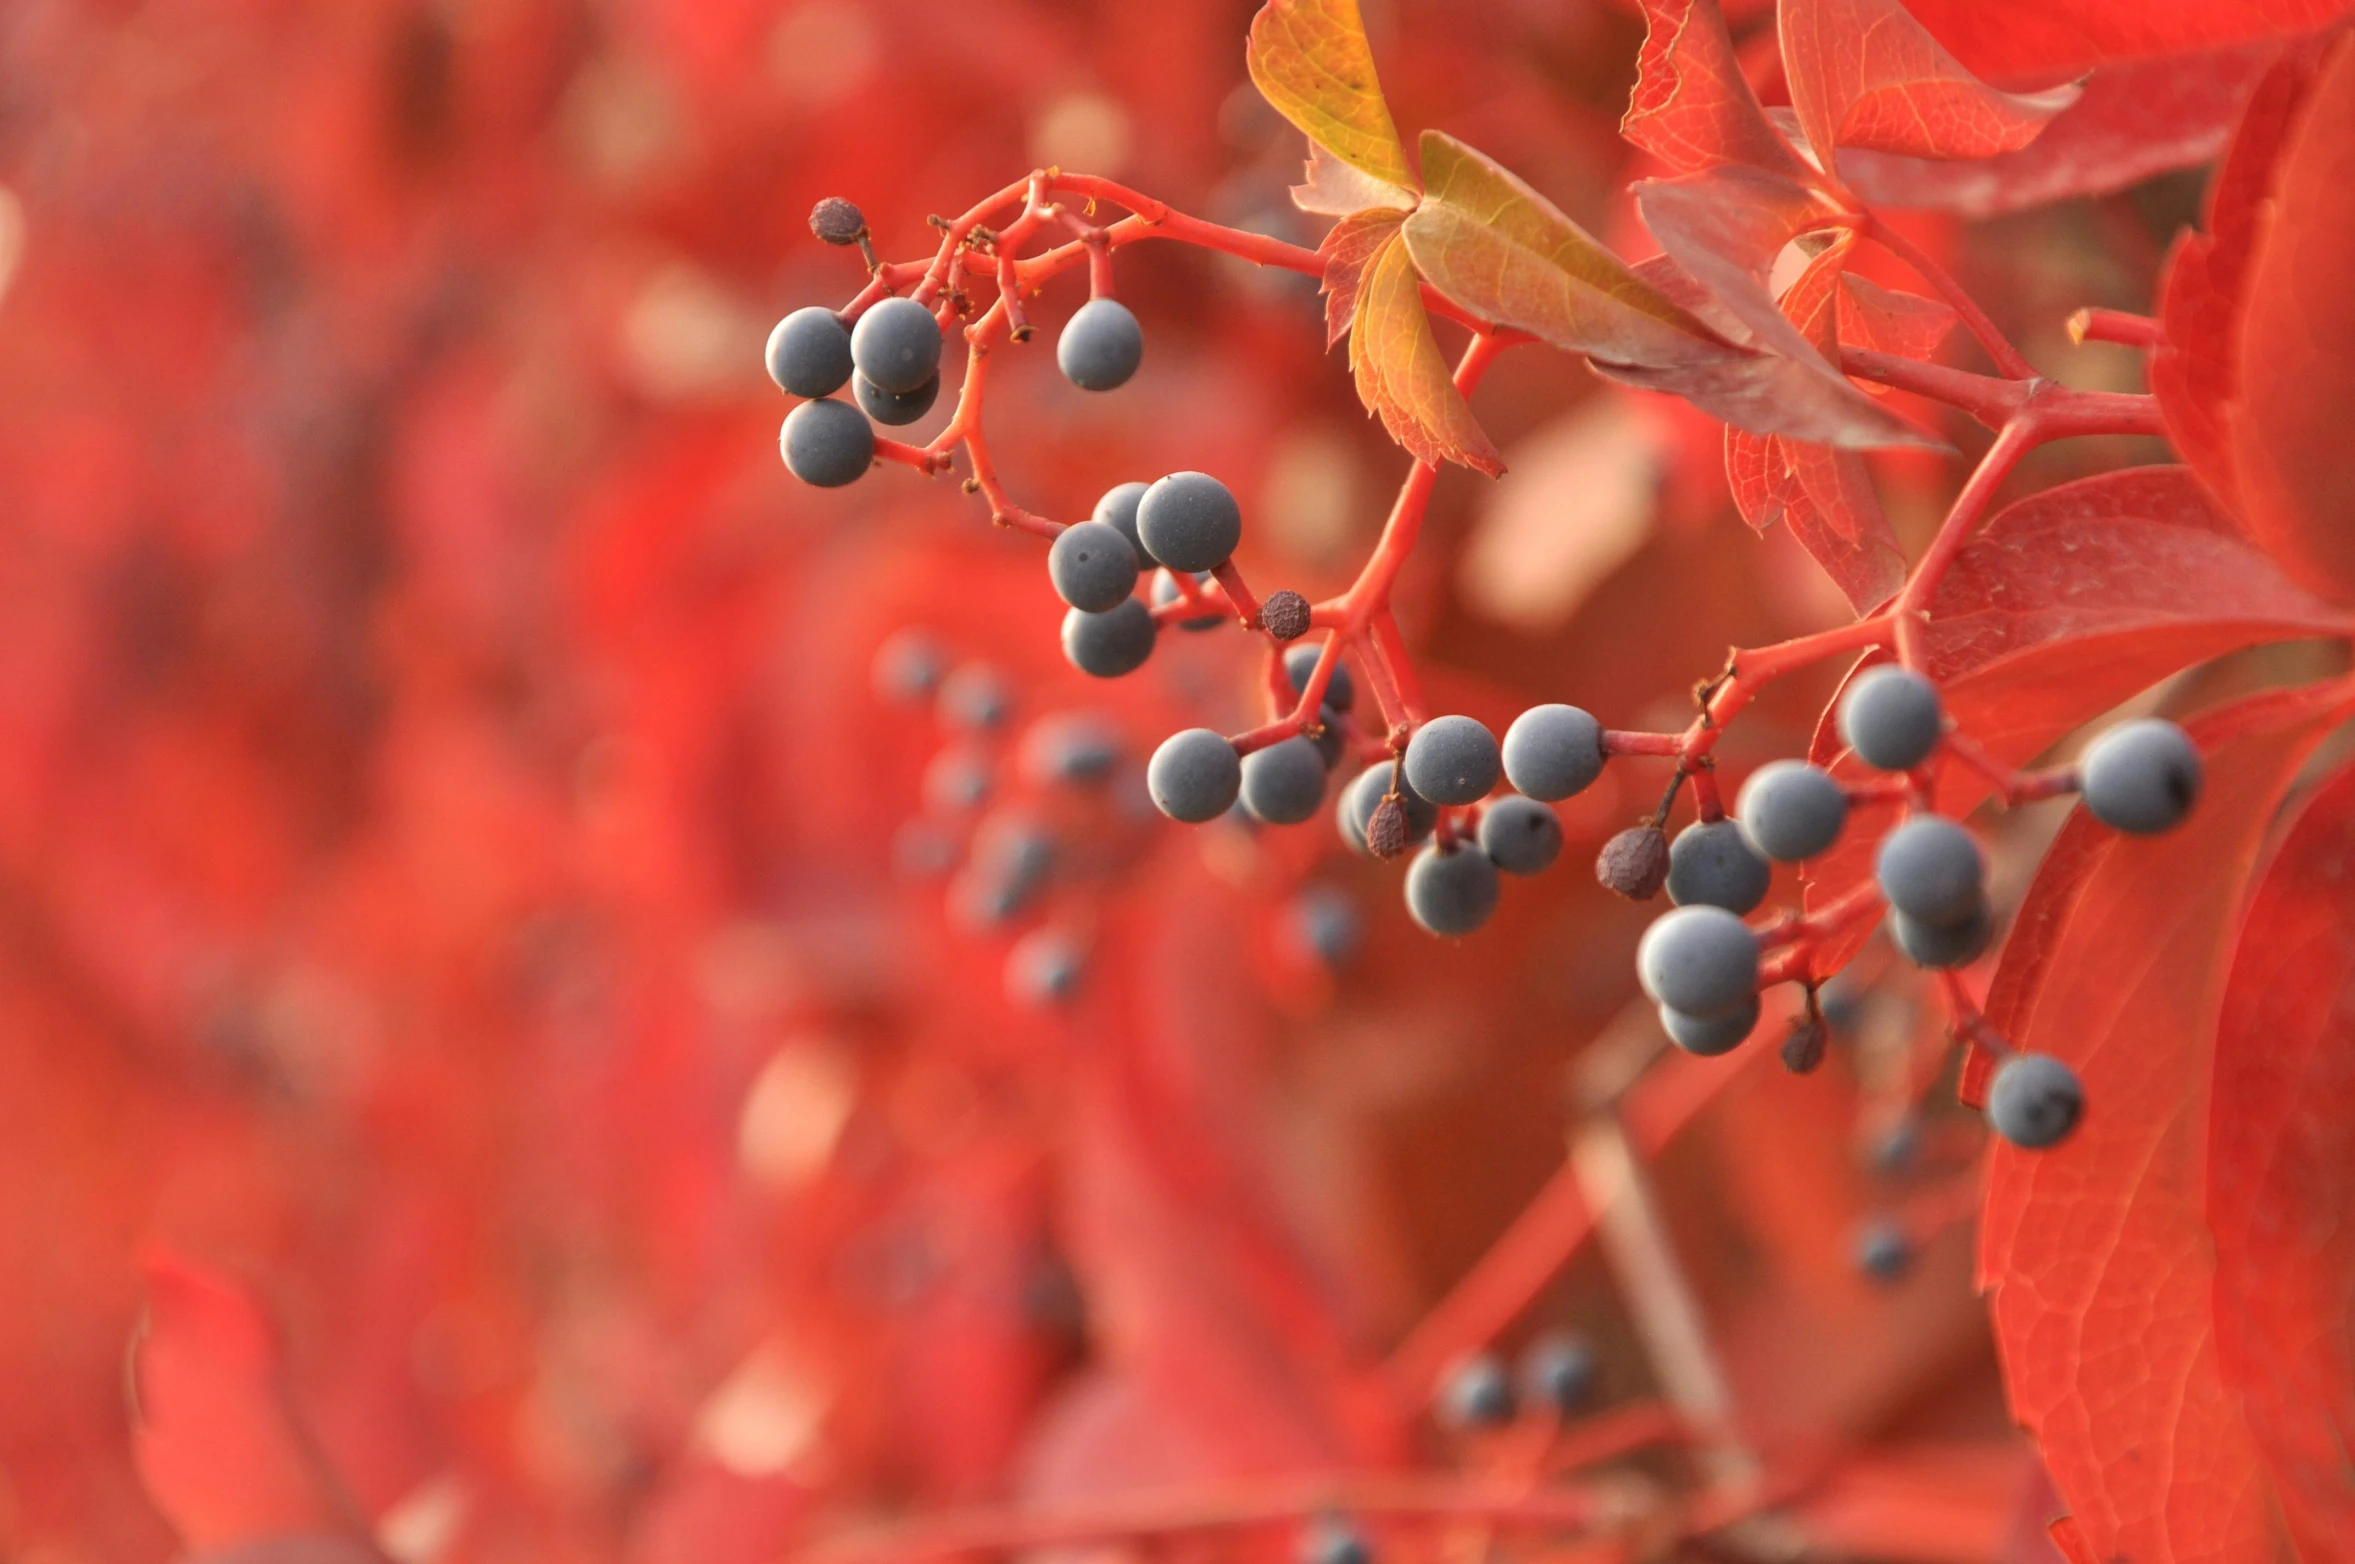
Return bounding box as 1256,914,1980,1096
1636,905,1760,1020
1501,705,1605,801
849,295,943,394
1660,996,1758,1056
1148,729,1241,823
1404,715,1500,807
1735,761,1848,862
1136,471,1242,573
1057,297,1144,390
1666,820,1770,914
1060,600,1157,678
1047,520,1141,612
1839,666,1944,772
1404,842,1500,936
2081,718,2202,834
1987,1053,2084,1149
1240,737,1328,825
1478,795,1561,876
765,307,853,398
1875,817,1985,927
779,398,874,487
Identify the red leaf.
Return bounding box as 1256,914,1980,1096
1780,0,2079,176
2209,756,2355,1558
1978,682,2349,1564
1319,206,1407,348
1838,43,2287,217
1902,0,2349,82
1726,426,1795,531
2227,34,2355,601
1836,272,1957,361
1623,0,1815,180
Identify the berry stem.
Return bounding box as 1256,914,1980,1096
1891,418,2036,668
2067,306,2164,348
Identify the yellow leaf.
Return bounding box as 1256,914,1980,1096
1247,0,1416,192
1349,228,1502,476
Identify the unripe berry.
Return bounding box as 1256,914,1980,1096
853,369,938,426
1404,842,1500,937
766,307,853,398
1047,520,1141,613
1057,297,1144,391
1284,643,1355,713
1517,1330,1597,1415
1875,816,1985,928
1888,903,1994,969
850,295,943,394
1596,825,1669,900
1260,589,1312,642
779,398,874,487
1479,795,1562,876
1502,705,1605,801
1986,1052,2083,1149
1636,905,1760,1020
1660,996,1759,1056
1241,737,1329,825
1061,600,1157,679
1149,729,1242,823
1735,761,1847,862
808,196,866,245
1839,666,1944,772
1437,1353,1514,1429
1666,819,1771,914
2081,718,2202,834
1137,471,1242,573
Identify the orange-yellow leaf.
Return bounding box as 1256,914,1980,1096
1318,206,1407,347
1247,0,1415,192
1348,229,1502,475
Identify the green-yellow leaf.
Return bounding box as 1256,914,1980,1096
1247,0,1416,192
1349,227,1503,476
1402,130,1729,368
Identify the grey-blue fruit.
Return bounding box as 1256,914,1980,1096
1241,737,1329,825
1854,1219,1912,1283
1149,729,1242,823
853,369,937,426
1061,600,1157,678
1660,996,1759,1056
1438,1353,1514,1428
1502,705,1605,801
1875,816,1985,927
1636,905,1760,1019
766,307,853,397
1283,643,1355,713
1290,887,1362,967
1137,471,1242,573
1057,297,1144,391
1047,520,1141,613
922,746,993,814
1735,761,1848,862
949,865,1040,931
2081,718,2202,834
1405,843,1501,936
1518,1331,1596,1414
1839,666,1944,772
1017,714,1120,787
872,628,946,702
1299,1521,1370,1564
849,295,942,393
779,398,874,487
938,664,1012,731
1340,766,1435,855
1006,929,1084,1007
972,813,1056,891
1889,902,1993,968
1094,481,1152,560
1667,820,1771,913
1986,1053,2083,1149
891,820,956,880
1309,705,1345,770
1479,795,1562,876
1151,568,1225,631
1405,715,1500,807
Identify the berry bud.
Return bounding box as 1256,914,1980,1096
810,197,867,246
1780,1018,1828,1074
1365,795,1411,860
1260,589,1311,642
1596,825,1669,900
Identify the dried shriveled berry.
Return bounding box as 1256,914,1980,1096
1260,589,1311,641
809,197,867,245
1365,796,1411,859
1781,1017,1829,1074
1596,825,1669,900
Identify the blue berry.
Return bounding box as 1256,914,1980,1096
849,295,942,394
1057,297,1144,391
779,398,874,487
1438,1353,1514,1428
1405,715,1500,807
1659,996,1759,1056
1094,481,1152,561
1149,729,1242,823
1518,1331,1597,1415
972,813,1056,890
1888,902,1993,968
1854,1218,1913,1283
872,628,945,702
1340,766,1435,855
1734,761,1847,862
1479,795,1561,876
1283,643,1355,713
1299,1523,1370,1564
1137,472,1242,573
938,664,1012,732
1404,842,1500,936
1048,520,1141,613
2082,718,2202,834
1667,820,1770,914
1017,714,1120,788
922,746,993,814
1987,1053,2083,1149
1839,666,1943,772
1875,817,1984,927
1309,705,1346,770
949,866,1039,930
1241,737,1329,825
1151,569,1225,631
1290,887,1362,967
1006,929,1085,1007
1502,705,1605,801
766,307,853,397
1061,600,1157,678
853,369,938,426
1636,905,1759,1020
